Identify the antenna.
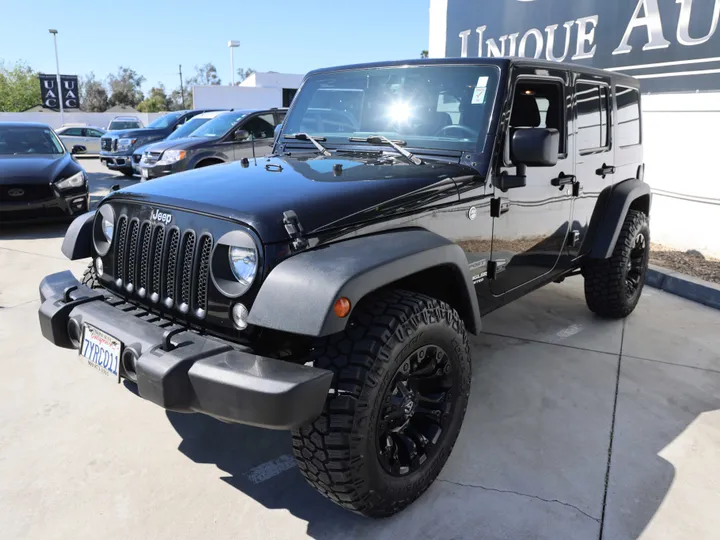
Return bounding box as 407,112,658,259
251,132,257,165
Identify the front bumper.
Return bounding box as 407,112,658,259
38,271,333,429
138,160,187,181
100,153,134,171
0,191,89,223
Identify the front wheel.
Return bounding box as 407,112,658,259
291,289,472,517
583,209,650,318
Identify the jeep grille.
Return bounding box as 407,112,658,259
113,214,213,317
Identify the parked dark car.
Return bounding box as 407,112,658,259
131,111,227,176
39,58,649,517
0,122,89,223
100,110,215,176
137,108,286,180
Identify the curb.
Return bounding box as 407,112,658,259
646,264,720,310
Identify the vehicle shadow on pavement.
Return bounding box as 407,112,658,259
165,411,367,538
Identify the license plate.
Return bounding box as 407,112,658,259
79,324,122,381
141,168,149,179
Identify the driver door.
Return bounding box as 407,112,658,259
489,71,574,297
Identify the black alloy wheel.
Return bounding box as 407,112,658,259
377,344,455,477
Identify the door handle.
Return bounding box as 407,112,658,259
595,164,615,177
551,173,576,187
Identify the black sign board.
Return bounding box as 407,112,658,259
444,0,720,93
39,74,80,109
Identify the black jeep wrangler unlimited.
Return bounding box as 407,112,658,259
38,58,650,517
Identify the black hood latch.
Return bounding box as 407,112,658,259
282,210,309,251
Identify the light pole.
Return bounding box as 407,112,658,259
48,29,64,126
228,40,240,85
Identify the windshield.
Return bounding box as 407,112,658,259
0,126,65,155
147,112,184,129
283,65,500,153
191,112,246,138
167,116,211,140
109,121,140,130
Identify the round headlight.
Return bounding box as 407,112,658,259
228,246,258,289
102,218,114,243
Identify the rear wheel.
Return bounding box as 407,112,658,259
583,209,650,318
291,289,472,517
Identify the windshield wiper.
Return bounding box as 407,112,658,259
348,135,423,165
284,133,331,157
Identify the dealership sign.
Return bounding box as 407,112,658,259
39,74,80,109
445,0,720,92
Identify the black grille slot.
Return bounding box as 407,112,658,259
180,232,196,309
151,226,165,299
101,138,112,151
195,235,213,314
115,217,128,283
138,223,152,294
126,220,140,290
111,212,213,317
165,229,181,302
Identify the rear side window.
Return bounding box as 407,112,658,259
576,82,610,153
63,127,83,136
616,86,641,147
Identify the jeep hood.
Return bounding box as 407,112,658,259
105,154,476,243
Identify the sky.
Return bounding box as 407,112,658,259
0,0,430,93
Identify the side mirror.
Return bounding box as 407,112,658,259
71,145,87,155
234,129,250,141
511,128,559,167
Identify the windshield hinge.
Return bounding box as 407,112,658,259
282,210,309,251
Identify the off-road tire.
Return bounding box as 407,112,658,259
81,264,101,289
291,289,472,518
583,209,650,318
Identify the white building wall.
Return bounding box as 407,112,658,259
191,85,282,110
241,72,304,89
0,111,165,130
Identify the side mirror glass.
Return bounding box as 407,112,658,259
234,129,250,141
510,128,559,167
71,145,87,155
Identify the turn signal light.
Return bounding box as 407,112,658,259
333,297,351,318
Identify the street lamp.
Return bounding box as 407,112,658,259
48,29,64,126
228,40,240,85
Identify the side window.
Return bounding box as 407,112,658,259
616,86,641,147
510,80,566,155
63,127,83,136
86,129,104,138
243,114,275,139
576,82,610,153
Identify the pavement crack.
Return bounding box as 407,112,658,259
437,479,600,523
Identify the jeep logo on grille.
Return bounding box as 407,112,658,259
7,188,24,197
150,209,172,225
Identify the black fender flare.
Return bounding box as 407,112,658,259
61,210,96,260
588,179,651,259
247,229,482,337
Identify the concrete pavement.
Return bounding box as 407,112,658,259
0,163,718,539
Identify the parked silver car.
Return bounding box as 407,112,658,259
56,125,106,154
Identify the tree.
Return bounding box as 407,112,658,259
107,66,145,107
420,50,429,58
168,87,192,110
187,63,221,86
80,72,109,112
235,67,256,85
0,60,42,112
137,84,171,112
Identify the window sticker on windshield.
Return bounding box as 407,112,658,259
472,76,489,105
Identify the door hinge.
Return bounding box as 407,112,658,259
490,197,509,218
487,260,498,280
282,210,309,251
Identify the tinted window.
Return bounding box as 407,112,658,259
0,126,65,155
147,112,184,129
616,86,641,147
510,80,565,154
243,114,275,139
282,65,501,152
109,121,140,130
86,129,104,137
167,116,211,140
576,83,610,152
191,112,247,138
62,127,83,136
